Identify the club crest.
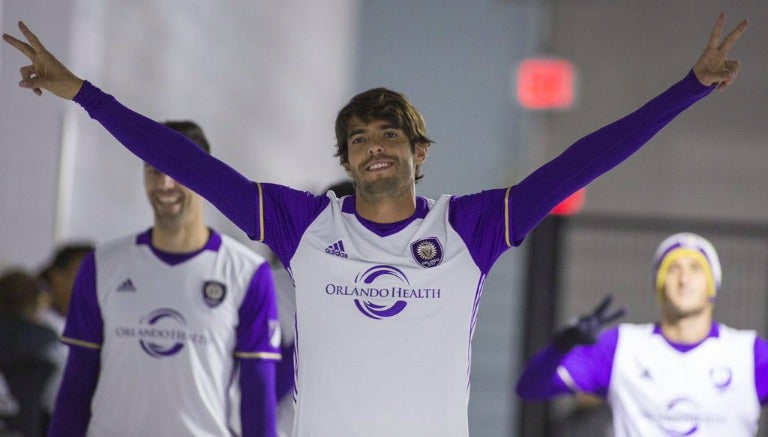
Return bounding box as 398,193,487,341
202,281,227,308
410,237,443,268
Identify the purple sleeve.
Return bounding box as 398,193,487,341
73,81,261,239
275,343,296,401
47,347,100,437
754,336,768,405
74,82,329,266
260,183,330,268
239,359,277,437
559,327,619,397
62,253,103,348
450,72,713,271
235,263,281,360
508,71,713,244
448,189,509,274
515,344,572,401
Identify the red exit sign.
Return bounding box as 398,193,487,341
516,58,575,109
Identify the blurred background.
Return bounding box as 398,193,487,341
1,1,766,435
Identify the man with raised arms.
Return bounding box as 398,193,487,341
3,14,748,436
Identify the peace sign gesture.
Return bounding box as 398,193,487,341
2,21,83,99
693,13,749,91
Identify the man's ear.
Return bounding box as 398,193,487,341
342,161,352,177
413,142,429,165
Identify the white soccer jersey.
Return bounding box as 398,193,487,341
256,186,513,437
62,230,280,437
608,323,760,437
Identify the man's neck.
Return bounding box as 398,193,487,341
151,220,209,253
355,187,417,223
659,310,713,344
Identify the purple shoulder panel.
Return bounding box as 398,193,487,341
260,183,330,268
62,252,103,347
448,189,509,274
236,262,280,357
560,326,619,396
754,336,768,405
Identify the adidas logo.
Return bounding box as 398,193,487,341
324,240,348,258
117,278,136,292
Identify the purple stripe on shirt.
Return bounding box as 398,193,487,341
135,228,222,265
341,195,430,237
651,322,719,353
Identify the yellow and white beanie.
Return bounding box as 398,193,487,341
652,232,721,299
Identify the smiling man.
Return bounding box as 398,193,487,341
516,233,768,436
3,13,750,437
48,121,281,437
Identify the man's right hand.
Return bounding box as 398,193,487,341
3,21,84,99
554,295,626,353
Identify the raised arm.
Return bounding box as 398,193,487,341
507,14,748,244
3,22,262,238
516,296,624,400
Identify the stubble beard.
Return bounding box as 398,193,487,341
355,162,413,201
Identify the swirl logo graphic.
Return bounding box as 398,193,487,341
661,398,699,437
709,366,732,391
354,265,409,320
139,308,186,358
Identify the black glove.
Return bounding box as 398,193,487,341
553,295,626,353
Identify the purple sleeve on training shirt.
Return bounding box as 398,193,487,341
516,344,571,401
74,81,261,239
236,263,280,358
448,189,509,274
62,252,103,346
47,347,100,436
239,359,277,437
260,183,330,268
754,336,768,405
560,326,619,397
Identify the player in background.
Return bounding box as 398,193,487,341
516,233,768,436
47,121,280,436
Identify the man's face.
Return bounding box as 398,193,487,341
342,117,427,196
144,164,200,224
660,256,712,319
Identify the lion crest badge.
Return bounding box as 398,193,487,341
410,237,443,268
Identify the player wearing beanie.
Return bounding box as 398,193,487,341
517,233,768,437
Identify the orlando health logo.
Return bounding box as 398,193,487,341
326,265,441,320
116,308,208,359
138,308,187,358
353,265,409,319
